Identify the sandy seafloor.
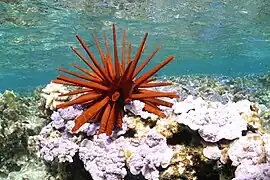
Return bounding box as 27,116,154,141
0,73,270,180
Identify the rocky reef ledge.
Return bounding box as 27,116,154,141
1,74,270,180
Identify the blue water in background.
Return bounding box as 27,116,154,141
0,0,269,93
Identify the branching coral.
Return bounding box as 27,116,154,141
52,24,179,135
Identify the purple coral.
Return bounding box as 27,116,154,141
50,106,83,130
51,111,65,129
58,106,83,120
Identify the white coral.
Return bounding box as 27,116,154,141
233,163,270,180
41,83,70,110
125,100,158,120
228,133,270,166
126,129,173,180
203,145,221,160
174,96,248,142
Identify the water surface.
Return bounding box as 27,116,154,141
0,0,269,92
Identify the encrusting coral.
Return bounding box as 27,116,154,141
35,78,270,179
51,24,179,135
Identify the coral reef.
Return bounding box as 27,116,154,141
40,83,70,111
6,160,56,180
79,135,127,180
0,90,47,179
174,95,248,142
228,133,270,179
126,129,173,180
233,163,270,180
35,98,174,180
2,73,270,180
34,79,269,180
203,145,221,160
37,123,80,163
228,133,268,166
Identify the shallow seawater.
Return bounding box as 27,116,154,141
1,1,270,179
0,0,270,93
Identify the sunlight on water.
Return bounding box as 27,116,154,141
0,0,269,92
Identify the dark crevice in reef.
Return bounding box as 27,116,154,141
191,154,219,180
140,117,157,128
166,125,201,146
125,166,145,180
190,152,236,180
65,154,91,180
165,124,235,180
123,128,136,138
219,163,237,180
47,154,92,180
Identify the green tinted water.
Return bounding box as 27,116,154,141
0,0,269,92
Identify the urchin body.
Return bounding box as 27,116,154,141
52,24,179,135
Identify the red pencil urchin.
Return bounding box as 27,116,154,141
52,24,179,136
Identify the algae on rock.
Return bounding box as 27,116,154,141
0,90,48,178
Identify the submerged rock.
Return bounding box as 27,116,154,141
6,159,56,180
0,90,47,178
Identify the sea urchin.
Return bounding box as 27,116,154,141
52,24,179,136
